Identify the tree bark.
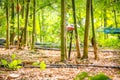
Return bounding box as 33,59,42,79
22,0,25,19
17,0,21,49
82,0,91,59
24,0,30,46
61,0,67,61
103,1,108,39
5,0,9,49
31,0,36,49
10,0,15,45
91,0,98,60
72,0,81,58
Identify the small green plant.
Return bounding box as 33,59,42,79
40,61,46,70
11,53,16,60
74,72,89,80
89,73,110,80
32,61,40,66
8,59,22,70
74,72,111,80
0,54,22,70
1,59,8,67
32,61,46,70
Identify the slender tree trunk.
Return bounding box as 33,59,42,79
5,0,9,49
17,0,21,49
31,0,36,49
82,0,91,59
61,0,67,61
103,5,107,39
104,9,107,28
68,31,73,60
72,0,81,58
113,9,118,28
113,4,120,38
24,0,30,46
113,0,117,28
104,9,107,39
10,0,15,45
22,0,24,19
91,0,98,60
19,0,25,46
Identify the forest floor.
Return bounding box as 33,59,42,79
0,48,120,80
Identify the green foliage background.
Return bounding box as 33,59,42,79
0,0,119,48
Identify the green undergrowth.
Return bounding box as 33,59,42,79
98,37,120,49
74,72,111,80
0,53,22,70
32,61,46,70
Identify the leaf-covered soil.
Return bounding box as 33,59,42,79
0,48,120,80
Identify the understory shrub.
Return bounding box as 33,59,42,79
98,37,120,48
0,54,22,70
74,72,111,80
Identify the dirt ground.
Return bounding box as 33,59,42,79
0,48,120,80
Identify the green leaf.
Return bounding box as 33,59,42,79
89,73,110,80
17,60,22,64
8,63,14,69
16,66,22,69
1,59,8,66
8,60,22,70
32,62,40,66
74,72,88,80
11,60,18,66
11,54,16,60
40,61,46,70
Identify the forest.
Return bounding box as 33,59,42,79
0,0,120,80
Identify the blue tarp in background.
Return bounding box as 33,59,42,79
104,28,120,34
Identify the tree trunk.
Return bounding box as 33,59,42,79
103,1,107,39
31,0,36,49
5,0,9,49
82,0,91,59
24,0,30,46
72,0,81,58
19,0,25,46
17,0,21,49
21,0,25,19
10,0,15,45
61,0,67,61
91,0,98,60
113,3,120,38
